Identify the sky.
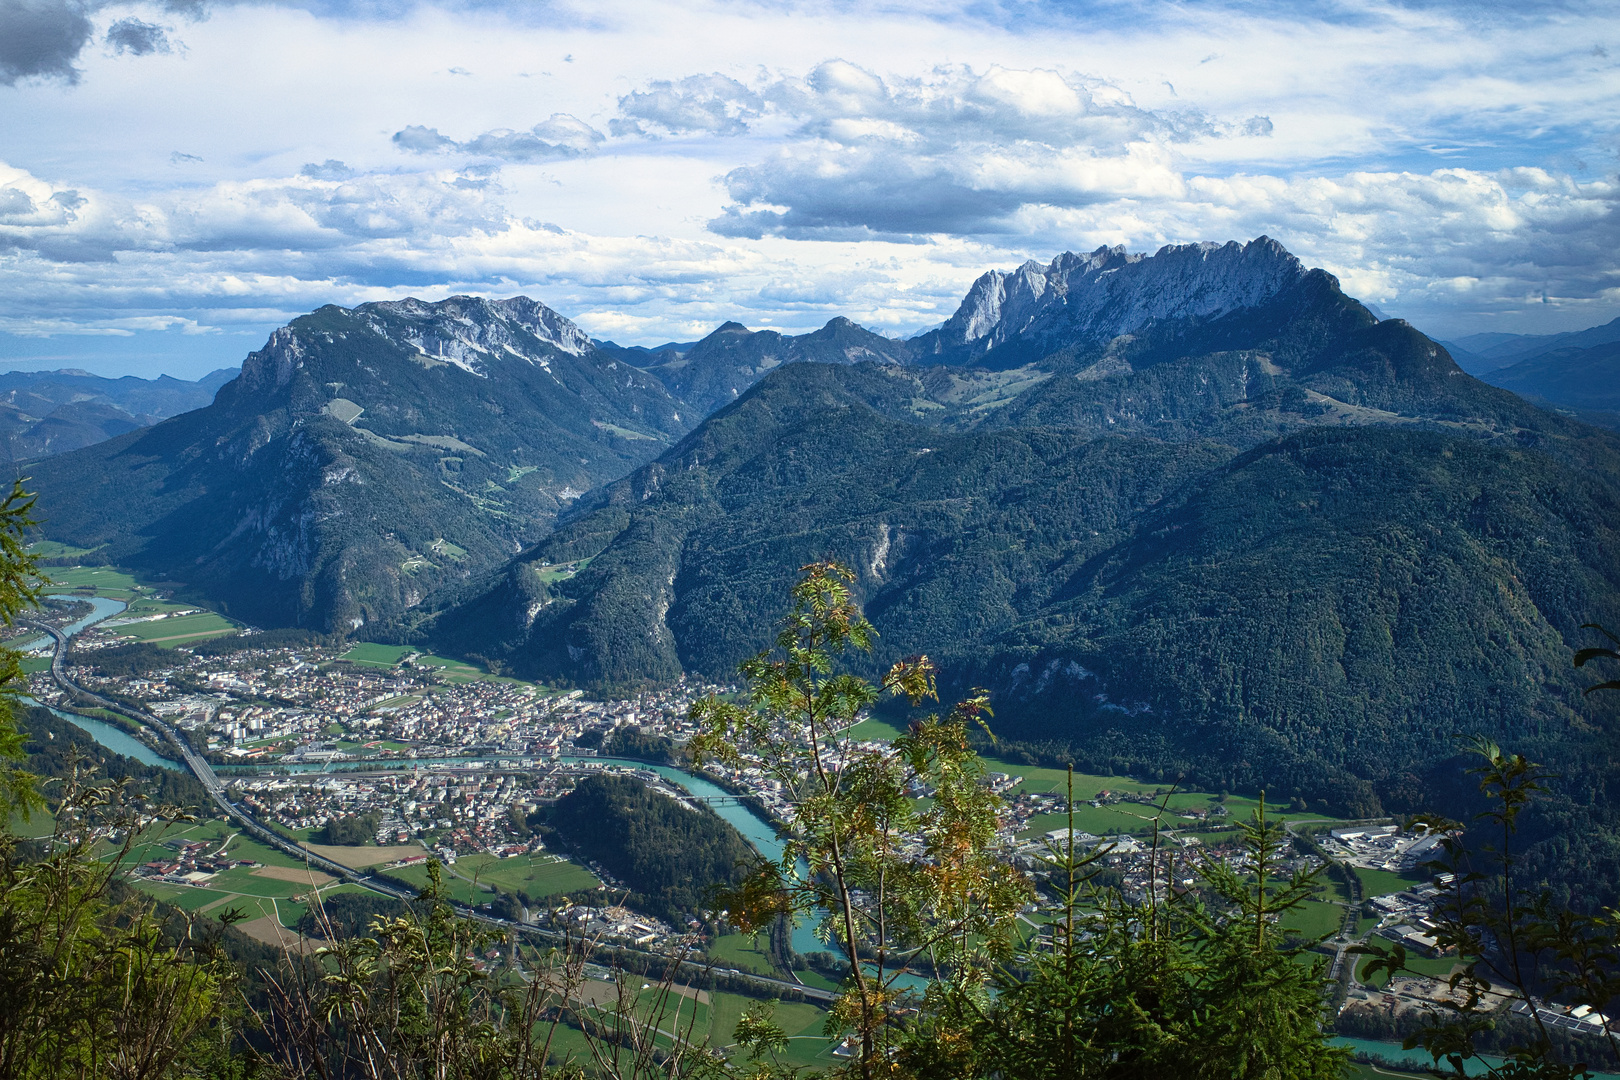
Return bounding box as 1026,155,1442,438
2,0,1618,379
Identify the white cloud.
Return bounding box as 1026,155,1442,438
394,114,605,162
2,0,1620,367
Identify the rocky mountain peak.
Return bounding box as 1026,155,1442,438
930,236,1307,360
232,294,596,396
356,294,594,373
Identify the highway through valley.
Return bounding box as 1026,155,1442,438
25,616,833,1005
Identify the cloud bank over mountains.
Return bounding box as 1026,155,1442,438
1,0,1618,374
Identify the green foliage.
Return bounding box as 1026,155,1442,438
316,811,380,846
691,562,1031,1078
1354,739,1620,1079
544,773,755,927
0,762,238,1079
958,791,1347,1080
1574,623,1620,695
0,478,41,823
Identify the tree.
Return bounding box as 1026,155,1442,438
0,479,42,823
0,756,239,1080
960,772,1346,1080
689,562,1031,1079
1356,738,1620,1080
0,480,242,1080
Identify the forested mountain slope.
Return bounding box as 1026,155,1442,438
427,241,1620,839
28,296,689,631
962,428,1620,798
428,361,1234,683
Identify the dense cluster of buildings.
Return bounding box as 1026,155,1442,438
32,634,1318,912
1322,824,1444,872
138,835,259,885
27,641,723,769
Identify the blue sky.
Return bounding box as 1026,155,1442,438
2,0,1618,378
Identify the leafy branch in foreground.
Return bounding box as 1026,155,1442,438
1575,623,1620,696
1355,737,1620,1080
0,755,240,1080
689,561,1031,1079
952,770,1346,1080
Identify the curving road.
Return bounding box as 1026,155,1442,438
27,617,833,1003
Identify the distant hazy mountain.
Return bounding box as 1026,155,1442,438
1443,316,1620,374
1437,316,1620,427
1471,340,1620,427
591,338,700,365
0,367,235,460
29,296,689,631
618,317,915,417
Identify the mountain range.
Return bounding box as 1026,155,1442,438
0,367,236,461
28,296,690,630
24,240,1620,872
1443,317,1620,428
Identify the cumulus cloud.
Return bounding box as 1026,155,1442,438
633,58,1620,330
692,62,1203,239
104,17,170,55
611,73,763,137
393,114,604,162
0,0,94,85
0,153,925,349
300,159,354,180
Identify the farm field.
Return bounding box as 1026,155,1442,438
27,540,102,558
114,818,364,931
791,968,840,992
1285,899,1348,941
410,654,488,681
452,852,601,897
382,861,494,904
117,610,238,645
42,566,144,598
708,992,832,1063
340,642,416,666
708,932,779,977
337,643,500,684
1356,867,1428,899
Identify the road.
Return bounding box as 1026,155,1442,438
29,617,833,1004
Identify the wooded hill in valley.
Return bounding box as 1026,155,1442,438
538,773,754,927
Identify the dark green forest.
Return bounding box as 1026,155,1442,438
316,812,381,845
538,773,755,926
